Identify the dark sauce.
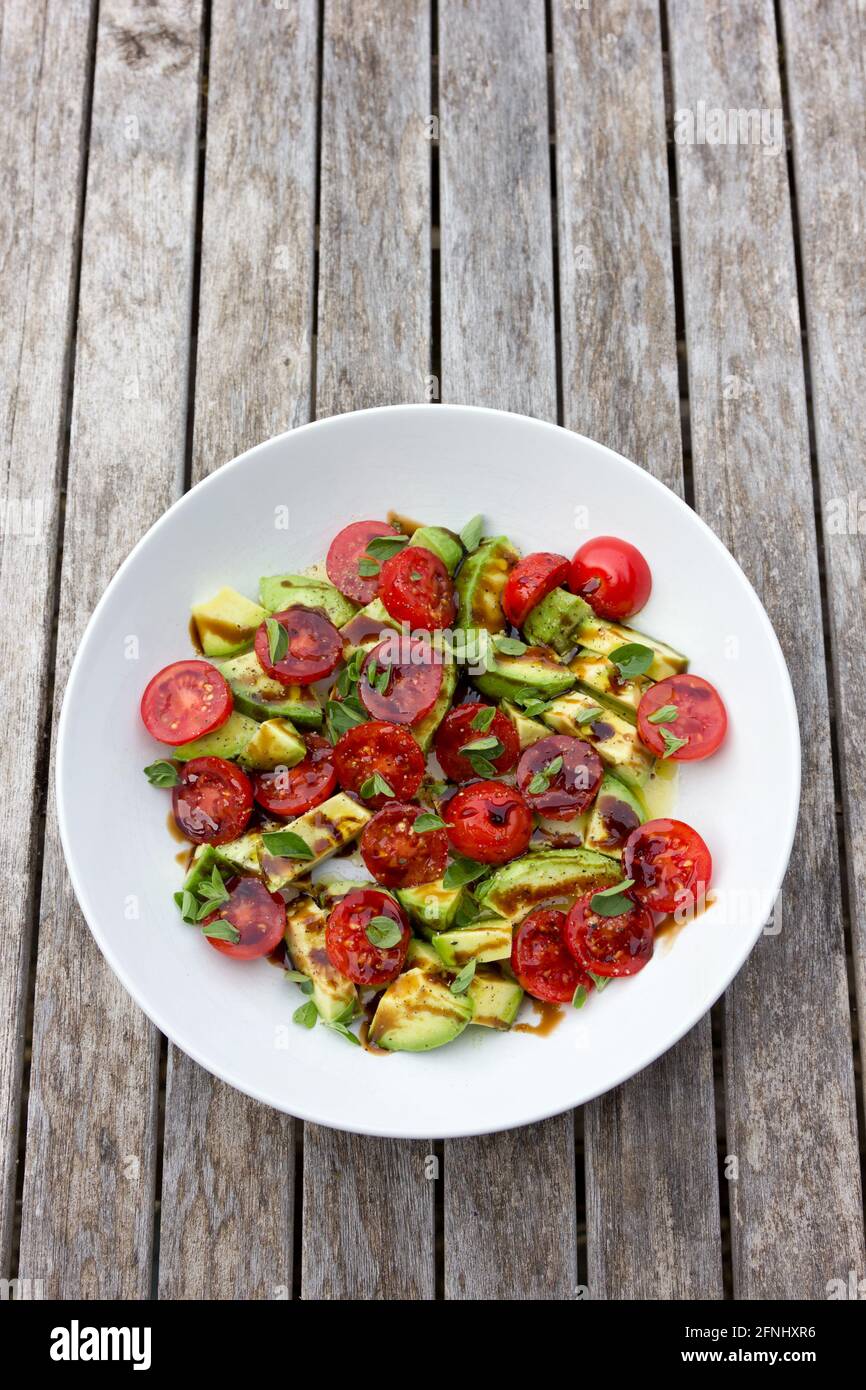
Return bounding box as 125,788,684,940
188,615,204,653
514,999,565,1037
596,794,640,850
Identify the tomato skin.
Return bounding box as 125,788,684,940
333,721,425,808
254,607,343,686
502,552,569,628
434,704,519,783
326,520,395,605
516,734,603,820
358,638,443,726
637,674,728,761
360,802,449,888
326,888,411,985
444,780,533,865
203,876,286,960
140,659,232,746
379,546,455,632
511,908,592,1003
568,536,652,620
623,817,712,914
172,756,253,844
564,892,654,978
253,734,336,818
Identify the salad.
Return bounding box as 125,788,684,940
139,517,726,1053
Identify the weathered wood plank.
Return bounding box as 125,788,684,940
301,0,434,1301
0,0,95,1280
157,0,319,1302
438,1,579,1300
552,0,723,1299
779,1,866,1126
668,0,865,1297
17,0,204,1298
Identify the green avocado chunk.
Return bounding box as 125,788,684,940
240,717,306,771
191,587,268,658
523,588,592,655
258,573,358,627
499,698,550,749
408,525,464,575
584,773,647,859
412,650,458,753
396,877,466,934
180,844,218,895
338,598,401,655
283,895,357,1023
577,615,688,682
467,971,524,1029
405,938,446,973
260,793,373,890
541,688,654,788
481,848,621,924
455,536,521,634
171,709,259,762
214,829,264,877
471,634,575,703
369,968,474,1052
432,923,513,968
568,648,651,723
217,651,323,727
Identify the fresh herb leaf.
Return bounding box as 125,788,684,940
266,616,289,665
357,557,381,577
527,753,563,795
443,856,490,890
325,1020,361,1045
470,705,496,732
261,829,315,859
414,812,447,832
144,759,180,787
459,514,484,552
410,572,422,582
576,705,604,725
450,960,476,995
572,984,588,1009
327,698,367,740
609,642,654,680
589,878,636,916
366,534,409,562
661,728,689,759
174,889,197,922
359,771,395,800
365,915,403,948
201,919,241,944
648,703,678,725
494,635,527,656
461,735,503,755
588,971,611,992
466,753,498,778
293,1000,319,1029
374,665,390,694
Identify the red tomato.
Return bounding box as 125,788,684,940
140,659,232,746
434,704,519,783
444,780,533,864
564,892,654,977
203,877,286,960
358,638,443,726
325,888,411,986
502,552,569,628
326,520,396,604
511,908,592,1003
623,818,712,914
253,734,336,817
171,756,253,844
333,720,425,807
360,802,449,888
516,734,603,821
568,536,652,620
637,674,727,761
379,546,455,631
254,607,343,686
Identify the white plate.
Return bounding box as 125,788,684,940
57,405,799,1138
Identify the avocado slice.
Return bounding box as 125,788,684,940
568,648,651,723
214,829,264,877
412,651,458,753
405,938,446,973
180,844,218,895
481,847,621,924
432,923,513,968
283,895,357,1023
455,536,520,634
260,793,373,890
408,525,463,575
314,877,377,911
338,597,401,654
471,633,575,703
191,587,268,658
500,698,549,749
467,970,524,1029
259,572,357,628
396,877,466,934
239,717,306,772
577,615,688,682
369,967,474,1052
217,651,323,728
522,588,592,655
541,689,654,787
584,773,647,859
171,709,259,762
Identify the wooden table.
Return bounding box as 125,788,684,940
2,0,864,1301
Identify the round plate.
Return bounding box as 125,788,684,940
57,405,799,1138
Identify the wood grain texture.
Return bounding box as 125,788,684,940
552,0,723,1299
438,0,578,1301
301,0,435,1301
779,1,866,1123
668,0,865,1297
17,0,204,1298
157,0,319,1303
0,0,96,1279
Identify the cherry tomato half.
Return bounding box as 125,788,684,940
358,638,443,726
171,756,253,844
203,876,286,960
444,780,533,865
140,659,232,746
511,908,592,1003
564,892,654,978
433,704,519,783
333,720,425,808
325,888,411,986
360,802,449,889
326,519,396,605
254,607,343,686
253,734,337,818
623,817,712,914
568,536,652,621
637,674,728,762
516,734,603,821
502,552,569,628
379,545,455,632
